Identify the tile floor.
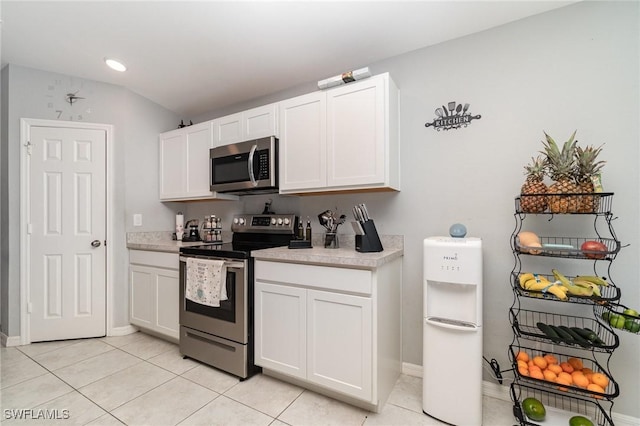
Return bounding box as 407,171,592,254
1,332,515,425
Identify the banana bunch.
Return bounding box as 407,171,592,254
552,269,605,297
518,273,568,300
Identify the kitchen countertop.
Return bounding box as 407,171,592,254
252,234,403,269
126,231,229,253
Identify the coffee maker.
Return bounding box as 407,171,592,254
183,219,201,242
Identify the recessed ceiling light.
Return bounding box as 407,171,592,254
104,57,127,72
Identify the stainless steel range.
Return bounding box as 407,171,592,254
178,213,298,379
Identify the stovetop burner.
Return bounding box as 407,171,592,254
180,213,298,259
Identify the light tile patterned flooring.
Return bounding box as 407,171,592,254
1,332,515,425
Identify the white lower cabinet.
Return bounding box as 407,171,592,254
254,258,400,411
129,250,179,341
307,289,372,400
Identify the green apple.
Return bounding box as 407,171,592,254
623,308,639,318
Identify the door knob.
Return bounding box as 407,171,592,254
91,240,102,248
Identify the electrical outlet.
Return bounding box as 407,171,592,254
133,214,142,227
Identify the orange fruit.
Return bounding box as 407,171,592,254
573,373,589,388
587,383,605,398
568,357,583,371
590,373,609,389
582,367,594,375
543,354,558,365
556,377,571,391
543,369,557,382
532,356,548,370
547,363,562,374
558,372,573,384
530,369,544,380
518,366,530,376
560,362,574,373
517,360,528,371
516,351,530,362
528,360,535,369
529,365,542,374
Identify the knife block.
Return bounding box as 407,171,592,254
356,220,384,253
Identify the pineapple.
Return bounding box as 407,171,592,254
541,131,580,213
520,156,548,213
575,144,605,213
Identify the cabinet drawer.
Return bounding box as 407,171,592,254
256,260,372,295
129,250,179,269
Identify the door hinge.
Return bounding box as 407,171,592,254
27,223,32,235
27,302,32,314
24,141,32,156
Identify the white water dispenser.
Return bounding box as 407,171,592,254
423,235,483,426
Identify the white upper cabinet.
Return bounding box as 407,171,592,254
278,92,327,192
279,73,399,194
159,121,237,201
213,103,278,146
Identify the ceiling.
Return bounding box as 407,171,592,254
1,1,576,117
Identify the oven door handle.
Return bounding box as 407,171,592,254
180,257,245,269
248,143,258,187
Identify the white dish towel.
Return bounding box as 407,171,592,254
185,258,228,307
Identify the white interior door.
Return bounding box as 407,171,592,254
28,125,106,342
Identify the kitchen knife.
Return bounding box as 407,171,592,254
351,221,365,235
360,204,370,221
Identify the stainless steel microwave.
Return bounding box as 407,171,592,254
210,136,278,194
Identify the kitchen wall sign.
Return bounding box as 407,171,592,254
425,101,481,131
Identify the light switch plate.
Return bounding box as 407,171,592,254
133,214,142,227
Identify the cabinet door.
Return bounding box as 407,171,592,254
130,265,153,329
159,131,187,200
185,122,214,197
213,112,243,146
255,281,307,379
244,103,278,139
155,268,180,340
307,289,373,401
278,92,327,192
327,76,385,188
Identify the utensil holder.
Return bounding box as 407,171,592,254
356,220,383,253
324,232,339,249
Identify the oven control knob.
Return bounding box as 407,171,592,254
271,218,277,225
277,218,283,225
283,217,291,226
233,218,239,224
239,218,246,225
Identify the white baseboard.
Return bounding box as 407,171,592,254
1,332,22,347
108,324,138,337
401,362,639,426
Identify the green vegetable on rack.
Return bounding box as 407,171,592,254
536,322,562,343
558,325,591,348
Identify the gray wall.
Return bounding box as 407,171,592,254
186,1,640,417
0,64,179,337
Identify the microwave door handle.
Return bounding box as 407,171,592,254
248,144,258,187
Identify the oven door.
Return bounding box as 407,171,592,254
179,255,248,344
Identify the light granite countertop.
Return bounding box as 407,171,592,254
127,232,403,269
126,231,229,253
251,235,403,269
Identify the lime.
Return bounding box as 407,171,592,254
625,318,640,333
601,311,610,322
569,415,594,426
623,308,639,318
522,397,546,422
609,314,625,329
